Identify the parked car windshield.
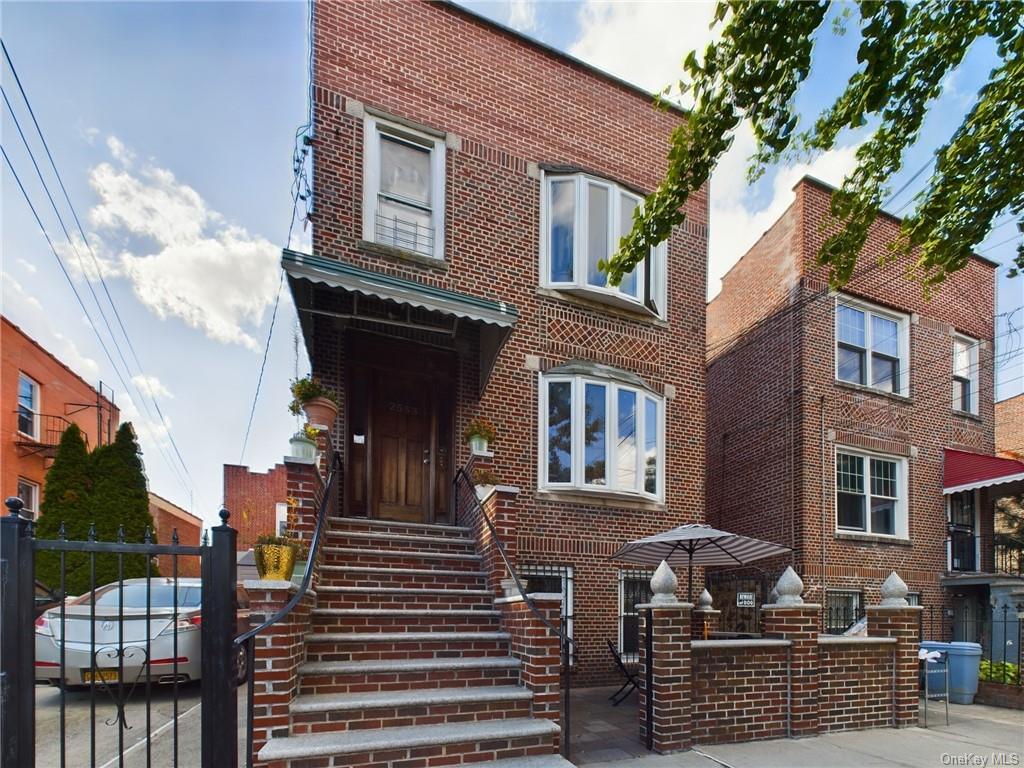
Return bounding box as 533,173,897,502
89,584,202,609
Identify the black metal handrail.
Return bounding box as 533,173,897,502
236,452,341,768
452,466,574,757
994,534,1024,576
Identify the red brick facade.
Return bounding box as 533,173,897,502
706,177,998,631
996,393,1024,459
303,0,707,684
148,491,202,577
224,463,288,552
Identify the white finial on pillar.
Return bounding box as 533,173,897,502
879,571,909,607
772,566,805,606
650,560,679,604
698,588,713,610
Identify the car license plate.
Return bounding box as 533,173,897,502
83,669,119,684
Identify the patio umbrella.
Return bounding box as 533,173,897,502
611,523,792,601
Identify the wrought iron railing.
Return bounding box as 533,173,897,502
452,466,575,758
235,452,342,768
375,211,435,257
994,535,1024,576
13,412,86,453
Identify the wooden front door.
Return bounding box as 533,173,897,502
373,373,432,522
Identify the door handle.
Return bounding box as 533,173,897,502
423,448,430,465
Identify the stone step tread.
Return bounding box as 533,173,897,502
329,530,476,546
473,758,575,768
328,516,472,534
306,631,511,643
290,684,532,714
318,585,494,596
323,546,482,561
323,565,487,577
312,608,500,616
258,718,560,762
299,656,522,676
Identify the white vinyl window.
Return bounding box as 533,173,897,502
835,448,908,538
540,373,663,499
362,116,446,258
275,502,289,536
16,478,39,520
952,335,979,415
540,173,667,317
17,373,39,438
835,297,909,396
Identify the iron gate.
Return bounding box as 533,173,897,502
1,495,241,767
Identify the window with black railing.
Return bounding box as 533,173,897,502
619,570,653,658
824,590,864,634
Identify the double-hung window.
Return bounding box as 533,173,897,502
362,116,446,259
836,448,907,538
836,297,908,396
17,373,39,438
541,173,667,317
952,335,979,414
16,478,38,520
541,369,663,500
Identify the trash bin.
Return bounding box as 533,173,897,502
947,641,983,704
920,641,950,695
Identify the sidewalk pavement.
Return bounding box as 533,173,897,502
586,701,1023,768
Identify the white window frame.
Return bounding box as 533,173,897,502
946,489,980,572
618,569,654,661
834,446,909,539
16,478,39,520
952,334,979,415
538,373,664,500
539,171,667,318
834,295,910,397
275,501,289,537
16,372,40,439
362,115,446,259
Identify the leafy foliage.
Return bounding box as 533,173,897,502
979,659,1020,685
463,417,497,443
607,0,1024,289
289,376,337,416
35,423,159,595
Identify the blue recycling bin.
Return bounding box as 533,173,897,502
920,641,950,695
947,642,983,704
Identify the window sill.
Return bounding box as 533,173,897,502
835,531,912,547
356,240,447,270
536,286,667,327
952,409,983,423
16,430,40,442
536,487,665,512
833,380,912,404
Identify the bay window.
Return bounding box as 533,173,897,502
835,297,908,396
836,448,907,538
540,369,663,499
541,173,667,317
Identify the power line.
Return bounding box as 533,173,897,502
239,270,284,465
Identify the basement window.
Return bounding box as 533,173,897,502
619,570,654,660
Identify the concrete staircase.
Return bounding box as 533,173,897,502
257,517,571,768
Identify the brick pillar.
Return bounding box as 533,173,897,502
246,582,314,765
867,571,923,728
467,484,519,596
637,601,692,753
761,566,820,738
283,457,326,587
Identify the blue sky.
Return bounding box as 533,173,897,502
3,1,1021,530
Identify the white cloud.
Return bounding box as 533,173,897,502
85,137,280,349
117,392,171,450
132,374,173,400
17,258,37,274
507,0,537,33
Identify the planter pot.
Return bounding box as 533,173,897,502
254,544,297,581
468,435,489,454
288,433,317,460
303,397,338,430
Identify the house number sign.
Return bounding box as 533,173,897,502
736,592,756,608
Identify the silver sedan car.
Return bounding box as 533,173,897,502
35,578,203,688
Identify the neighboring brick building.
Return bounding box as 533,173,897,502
284,0,706,685
706,176,1024,639
996,392,1024,459
2,315,119,518
148,491,203,577
223,463,289,552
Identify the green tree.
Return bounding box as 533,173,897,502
607,1,1024,289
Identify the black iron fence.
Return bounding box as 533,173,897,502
995,535,1024,576
920,605,1023,687
1,495,240,768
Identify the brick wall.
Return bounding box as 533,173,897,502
996,393,1024,459
707,177,998,631
309,0,708,685
148,492,202,577
818,641,895,731
224,463,288,552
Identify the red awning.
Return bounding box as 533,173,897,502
943,448,1024,494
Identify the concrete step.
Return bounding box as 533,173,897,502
258,717,560,765
320,564,488,590
311,607,502,634
327,515,473,538
315,585,495,610
322,546,483,571
288,684,534,735
473,758,576,768
328,529,477,551
303,630,512,662
297,656,523,696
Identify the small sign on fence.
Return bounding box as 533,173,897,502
736,591,756,608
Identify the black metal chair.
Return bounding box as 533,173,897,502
607,639,640,706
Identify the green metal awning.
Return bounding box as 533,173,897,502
283,249,518,394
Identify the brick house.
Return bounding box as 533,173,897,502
254,1,706,763
223,463,289,551
996,392,1024,459
147,491,203,578
1,315,119,518
706,176,1024,639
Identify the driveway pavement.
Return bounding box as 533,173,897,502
585,700,1023,768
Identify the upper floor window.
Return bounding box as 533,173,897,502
362,116,446,259
835,297,909,396
16,478,38,520
952,335,979,415
540,365,663,500
17,373,39,438
836,448,907,538
540,173,667,317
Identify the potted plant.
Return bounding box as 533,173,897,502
464,417,496,454
253,533,307,581
288,430,317,460
289,376,338,429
